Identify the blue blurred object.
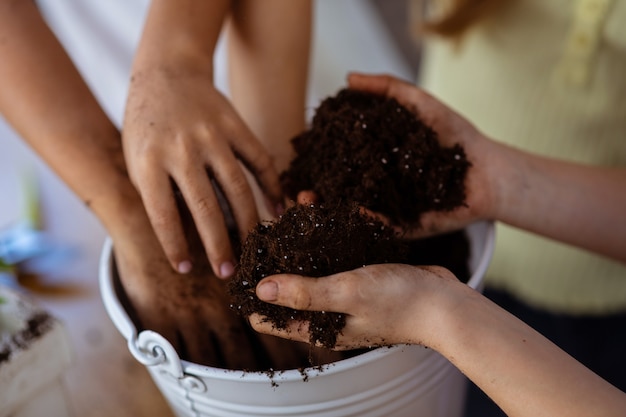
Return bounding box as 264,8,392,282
0,221,57,265
0,173,76,287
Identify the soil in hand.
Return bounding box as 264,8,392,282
230,203,409,349
281,88,470,228
231,88,472,351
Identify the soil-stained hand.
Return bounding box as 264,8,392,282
250,264,461,350
123,67,283,278
347,73,504,238
111,204,310,371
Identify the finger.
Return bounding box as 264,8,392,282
207,142,260,240
251,314,365,351
249,313,311,344
255,273,347,312
296,190,318,205
221,113,284,214
359,206,392,225
347,72,416,99
347,72,397,95
347,72,435,117
136,171,192,274
173,165,235,279
409,208,473,238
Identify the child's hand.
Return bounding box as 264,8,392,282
250,263,462,350
123,67,283,278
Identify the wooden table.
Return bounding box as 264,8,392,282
0,122,174,417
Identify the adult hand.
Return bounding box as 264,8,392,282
249,264,461,350
123,66,283,278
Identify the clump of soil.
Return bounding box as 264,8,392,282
230,203,409,348
0,305,54,364
231,204,470,350
231,88,472,351
281,89,470,227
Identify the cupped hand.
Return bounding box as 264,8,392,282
123,67,283,278
250,264,460,350
347,73,503,238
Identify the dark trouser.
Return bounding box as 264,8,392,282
463,287,626,417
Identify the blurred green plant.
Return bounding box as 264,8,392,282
0,172,38,296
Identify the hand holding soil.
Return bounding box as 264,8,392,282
346,73,499,238
251,263,461,350
110,197,311,371
230,203,410,348
232,78,473,350
123,66,283,279
280,85,470,228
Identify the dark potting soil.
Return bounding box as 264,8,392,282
231,203,409,348
231,88,471,351
0,310,54,364
231,204,470,349
281,89,471,228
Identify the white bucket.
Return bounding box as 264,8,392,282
99,221,495,417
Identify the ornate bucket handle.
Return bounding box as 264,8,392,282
130,329,207,393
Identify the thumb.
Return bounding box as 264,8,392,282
256,273,344,312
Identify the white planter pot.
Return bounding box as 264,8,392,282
99,221,495,417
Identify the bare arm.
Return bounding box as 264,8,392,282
432,275,626,417
249,73,626,415
0,0,273,367
0,0,134,231
251,264,626,417
227,0,312,173
491,145,626,263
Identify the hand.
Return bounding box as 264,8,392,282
346,73,504,238
249,264,461,350
123,66,284,278
109,201,310,370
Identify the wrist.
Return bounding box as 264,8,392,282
130,41,214,91
131,47,214,81
423,279,481,353
421,281,511,400
487,141,535,227
399,267,468,348
132,1,228,78
477,138,523,223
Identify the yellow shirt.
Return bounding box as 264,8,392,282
419,0,626,314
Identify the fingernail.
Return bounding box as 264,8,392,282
220,261,235,279
177,260,193,274
257,281,278,302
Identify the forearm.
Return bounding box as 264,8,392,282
426,281,626,417
0,0,140,233
132,0,231,78
490,141,626,263
227,0,312,172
